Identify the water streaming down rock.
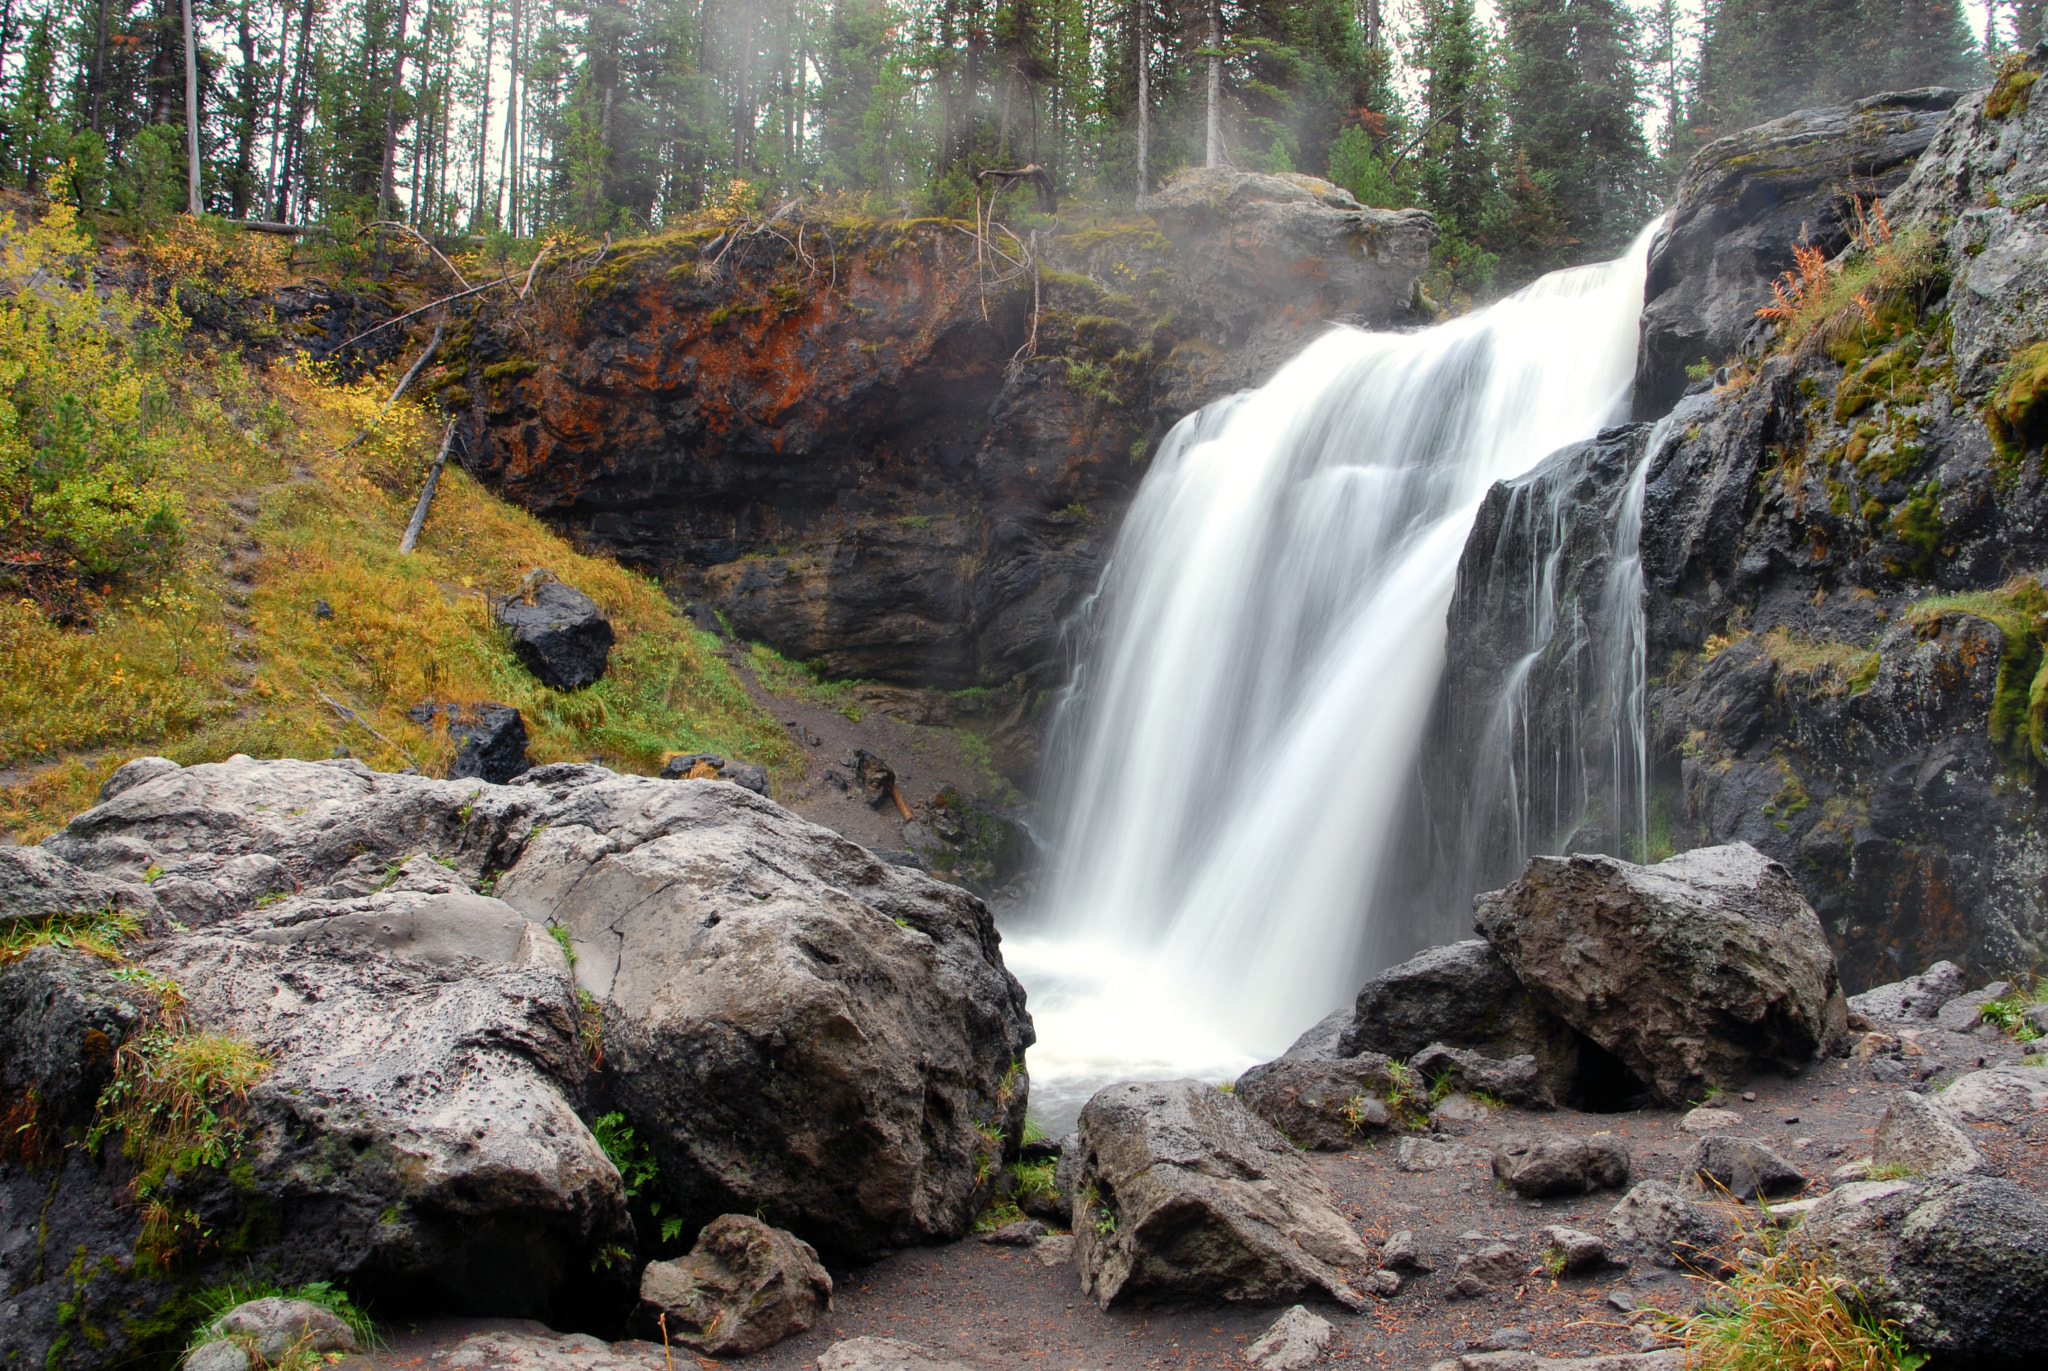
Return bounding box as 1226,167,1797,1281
1007,224,1662,1127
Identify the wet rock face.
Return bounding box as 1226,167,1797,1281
1633,87,1962,419
463,181,1431,706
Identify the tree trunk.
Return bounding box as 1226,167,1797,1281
1135,0,1148,204
88,0,107,133
474,0,494,225
1205,0,1221,168
182,0,202,214
378,0,414,219
231,0,259,217
276,0,317,221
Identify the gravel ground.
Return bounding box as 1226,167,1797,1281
335,1016,2046,1371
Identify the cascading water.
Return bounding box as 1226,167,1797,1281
1007,223,1663,1129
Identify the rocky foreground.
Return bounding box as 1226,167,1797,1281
6,757,2043,1371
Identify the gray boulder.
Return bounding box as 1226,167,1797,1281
637,1214,832,1355
0,843,159,928
1608,1180,1733,1269
1799,1174,2048,1369
1408,1043,1552,1109
495,770,1034,1255
1491,1133,1631,1199
1849,961,1968,1024
1234,1053,1399,1150
496,577,616,690
1935,982,2014,1033
1335,939,1581,1105
1681,1135,1806,1201
1870,1090,1981,1176
1244,1306,1335,1371
659,751,771,797
1633,87,1963,419
210,1297,358,1358
1070,1080,1370,1310
1540,1226,1611,1275
1473,844,1846,1105
1940,1065,2048,1124
183,1343,250,1371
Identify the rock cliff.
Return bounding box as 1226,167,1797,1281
1434,57,2048,988
456,172,1434,732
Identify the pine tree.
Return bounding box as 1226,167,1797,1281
1499,0,1653,262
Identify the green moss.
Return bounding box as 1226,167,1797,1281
1886,484,1944,578
706,300,764,328
481,358,536,384
1908,577,2048,767
1834,340,1925,422
1986,341,2048,465
1986,64,2040,120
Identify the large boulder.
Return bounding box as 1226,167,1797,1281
5,754,1033,1368
494,766,1034,1256
1233,1053,1399,1150
1145,169,1436,392
1607,1180,1733,1269
1069,1079,1370,1310
1681,1135,1806,1201
1633,87,1963,419
636,1214,832,1355
1849,961,1969,1024
1799,1174,2048,1368
1472,844,1846,1104
1490,1133,1631,1199
1330,939,1581,1105
496,577,617,690
1870,1090,1981,1176
445,702,532,783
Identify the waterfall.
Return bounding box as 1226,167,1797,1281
1007,224,1663,1128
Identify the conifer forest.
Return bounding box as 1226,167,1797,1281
0,0,2006,290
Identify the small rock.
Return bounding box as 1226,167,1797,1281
1871,1090,1981,1176
817,1337,977,1371
1443,1274,1492,1301
212,1296,358,1358
1477,1327,1532,1351
1491,1131,1631,1198
2026,1003,2048,1036
1455,1242,1523,1286
445,702,530,784
1849,960,1967,1024
1609,1180,1732,1268
1683,1135,1807,1201
854,749,898,809
1432,1091,1491,1135
1381,1229,1431,1271
1679,1106,1742,1134
1033,1234,1076,1267
1829,1158,1874,1184
1398,1135,1485,1172
1243,1306,1334,1371
637,1214,833,1355
496,576,616,690
184,1341,250,1371
978,1219,1047,1246
1363,1269,1402,1296
313,599,334,620
1606,1288,1637,1312
1542,1225,1610,1274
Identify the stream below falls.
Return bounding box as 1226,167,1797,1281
1001,222,1664,1132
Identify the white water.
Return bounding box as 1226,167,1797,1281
1010,224,1662,1129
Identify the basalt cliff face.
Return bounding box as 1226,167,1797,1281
458,172,1435,735
1428,55,2048,991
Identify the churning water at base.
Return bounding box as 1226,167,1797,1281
1007,224,1662,1130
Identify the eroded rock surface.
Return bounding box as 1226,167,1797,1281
636,1214,832,1355
1474,844,1844,1103
1070,1080,1370,1310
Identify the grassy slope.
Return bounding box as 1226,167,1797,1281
0,225,793,842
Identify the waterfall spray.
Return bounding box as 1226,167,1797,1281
1008,224,1663,1127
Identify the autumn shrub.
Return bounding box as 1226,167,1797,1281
0,193,185,598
